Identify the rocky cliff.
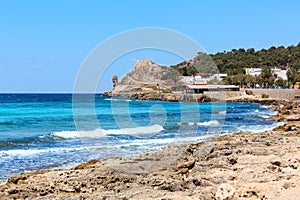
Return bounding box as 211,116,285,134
107,60,182,101
120,60,171,85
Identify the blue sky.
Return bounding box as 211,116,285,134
0,0,300,92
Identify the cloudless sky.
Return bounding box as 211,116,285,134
0,0,300,92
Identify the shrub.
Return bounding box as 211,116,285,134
262,93,269,98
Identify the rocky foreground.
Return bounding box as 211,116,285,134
1,100,300,199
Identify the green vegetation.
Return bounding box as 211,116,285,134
171,53,219,76
161,69,181,85
287,65,300,87
171,43,300,87
262,94,269,98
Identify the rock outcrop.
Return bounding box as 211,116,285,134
107,60,182,101
105,60,219,102
112,75,118,89
119,60,171,85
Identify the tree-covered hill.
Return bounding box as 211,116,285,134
212,43,300,73
171,43,300,86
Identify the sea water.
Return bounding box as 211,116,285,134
0,94,281,180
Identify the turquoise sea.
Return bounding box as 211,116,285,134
0,94,282,180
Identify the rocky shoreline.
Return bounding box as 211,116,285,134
1,99,300,199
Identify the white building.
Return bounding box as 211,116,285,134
273,68,287,80
245,68,262,77
180,73,227,85
180,76,194,84
245,68,287,80
211,73,227,81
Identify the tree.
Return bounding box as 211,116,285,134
261,66,272,79
275,78,286,87
161,69,181,85
222,76,233,85
234,74,246,87
287,64,300,88
246,48,255,55
171,42,300,86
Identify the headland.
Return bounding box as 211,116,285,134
103,60,300,103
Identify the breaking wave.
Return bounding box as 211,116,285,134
259,114,271,119
237,122,285,133
53,124,164,139
197,120,220,126
178,120,220,126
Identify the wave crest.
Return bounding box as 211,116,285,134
53,124,164,139
197,120,220,126
178,120,220,126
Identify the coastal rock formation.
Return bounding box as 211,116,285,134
106,60,183,101
119,60,171,85
112,75,118,89
1,99,300,199
105,60,218,102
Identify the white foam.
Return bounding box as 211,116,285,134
179,120,220,126
259,115,271,119
218,111,227,114
0,147,86,157
254,109,259,112
238,122,285,133
119,134,214,147
105,124,164,135
53,124,164,139
197,120,220,126
0,134,214,161
104,98,133,102
104,98,118,101
178,122,195,126
0,145,120,158
53,129,106,139
0,180,7,185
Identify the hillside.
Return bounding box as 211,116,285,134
171,43,300,86
172,42,300,73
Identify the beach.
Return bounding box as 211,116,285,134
2,0,300,199
0,94,279,181
1,98,300,199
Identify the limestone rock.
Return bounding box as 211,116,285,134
120,60,174,86
177,159,195,170
286,114,300,121
112,75,118,89
109,60,184,101
215,183,235,200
